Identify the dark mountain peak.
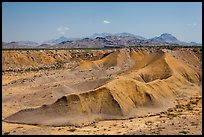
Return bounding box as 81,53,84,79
150,33,178,42
116,32,135,36
115,32,146,40
81,37,93,42
160,33,177,40
160,33,172,36
96,37,106,40
83,37,90,40
89,33,113,38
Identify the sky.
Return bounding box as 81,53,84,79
2,2,202,43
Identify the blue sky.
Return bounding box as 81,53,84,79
2,2,202,43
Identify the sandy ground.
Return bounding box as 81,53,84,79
2,48,202,135
2,96,202,135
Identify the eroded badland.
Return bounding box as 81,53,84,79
2,47,202,135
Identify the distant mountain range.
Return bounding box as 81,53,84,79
2,41,39,49
149,33,198,46
89,32,146,40
42,36,80,45
2,33,202,49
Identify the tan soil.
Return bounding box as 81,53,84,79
2,47,202,135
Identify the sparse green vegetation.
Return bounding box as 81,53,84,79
179,130,189,134
186,106,193,111
151,131,161,135
2,61,67,74
145,120,153,126
191,122,198,126
3,132,10,135
167,112,179,119
67,128,77,132
189,100,199,105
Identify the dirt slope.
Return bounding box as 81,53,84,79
2,47,202,127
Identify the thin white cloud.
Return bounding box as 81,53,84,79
103,20,111,24
187,23,197,26
56,26,70,34
193,23,197,26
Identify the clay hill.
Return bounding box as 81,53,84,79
2,47,202,128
